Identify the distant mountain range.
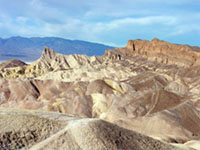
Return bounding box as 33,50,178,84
0,36,114,61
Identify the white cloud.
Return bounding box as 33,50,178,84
108,16,177,27
167,24,200,37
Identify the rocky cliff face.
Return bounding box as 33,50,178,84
105,38,200,66
0,38,200,149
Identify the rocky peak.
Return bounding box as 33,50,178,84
151,37,160,42
42,47,56,60
126,40,135,50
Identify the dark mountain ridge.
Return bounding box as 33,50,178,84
0,36,114,61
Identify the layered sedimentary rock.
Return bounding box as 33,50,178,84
105,38,200,66
1,38,200,149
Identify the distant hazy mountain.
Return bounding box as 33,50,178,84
0,36,114,61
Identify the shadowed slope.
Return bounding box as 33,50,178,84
0,59,27,69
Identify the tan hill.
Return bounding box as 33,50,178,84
0,108,188,150
1,38,200,149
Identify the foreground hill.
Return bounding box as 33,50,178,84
1,38,200,149
0,108,184,150
0,36,114,61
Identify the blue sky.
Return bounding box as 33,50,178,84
0,0,199,47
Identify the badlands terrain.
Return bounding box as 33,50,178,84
1,38,200,149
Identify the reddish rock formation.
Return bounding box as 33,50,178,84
105,38,200,66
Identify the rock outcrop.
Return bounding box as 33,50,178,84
0,47,104,79
105,38,200,66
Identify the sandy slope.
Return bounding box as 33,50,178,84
0,108,187,150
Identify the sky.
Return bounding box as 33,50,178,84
0,0,199,47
